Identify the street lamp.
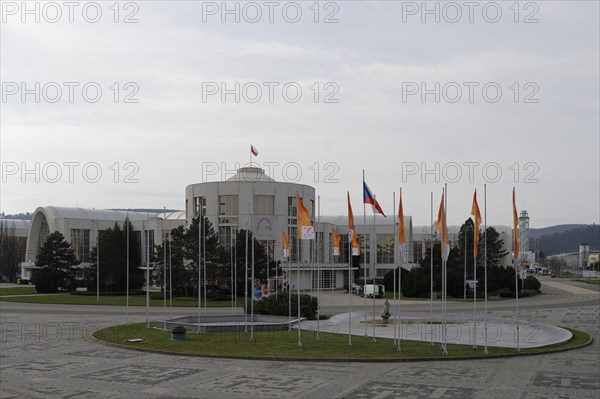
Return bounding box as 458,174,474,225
91,220,99,304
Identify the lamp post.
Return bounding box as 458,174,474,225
91,220,99,304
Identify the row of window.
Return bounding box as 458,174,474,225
192,195,315,218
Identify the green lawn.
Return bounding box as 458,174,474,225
93,323,590,361
0,294,244,307
0,287,38,296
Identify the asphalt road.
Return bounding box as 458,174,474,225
0,278,598,399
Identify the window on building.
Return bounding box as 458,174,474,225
194,196,206,218
70,229,90,263
316,231,324,263
287,196,297,217
288,226,298,262
329,231,347,263
313,270,336,289
377,234,394,264
359,235,370,264
376,268,386,278
145,230,154,257
253,195,274,215
219,195,238,216
219,225,237,252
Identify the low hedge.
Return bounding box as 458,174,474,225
247,293,318,320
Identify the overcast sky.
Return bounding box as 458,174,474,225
1,1,598,228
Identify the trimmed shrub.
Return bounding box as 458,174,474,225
247,294,318,320
523,276,541,292
496,287,515,298
32,268,75,293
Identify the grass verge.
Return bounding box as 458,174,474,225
93,323,591,361
0,287,38,296
0,294,243,307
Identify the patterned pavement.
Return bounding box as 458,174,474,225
0,296,598,398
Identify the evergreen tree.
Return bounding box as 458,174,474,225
234,228,269,297
32,231,78,292
0,221,19,281
88,220,144,293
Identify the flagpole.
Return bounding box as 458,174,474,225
250,224,255,342
163,207,167,330
234,228,237,309
464,232,467,300
145,212,150,328
169,236,172,318
198,214,202,334
244,215,248,333
398,188,402,352
126,212,129,325
348,228,352,346
514,187,520,352
287,232,291,333
297,237,302,348
230,227,234,313
316,196,320,342
275,217,278,300
203,216,207,316
484,184,488,354
393,191,397,349
442,183,450,355
363,169,368,339
440,190,445,353
473,191,478,349
314,225,320,342
430,191,434,346
371,196,376,343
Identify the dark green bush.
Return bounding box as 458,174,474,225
523,276,541,292
496,287,515,298
32,268,75,293
247,294,318,320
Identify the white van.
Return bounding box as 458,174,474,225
363,284,385,299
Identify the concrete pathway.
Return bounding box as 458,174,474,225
300,311,572,349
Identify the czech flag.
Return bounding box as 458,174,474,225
363,181,386,217
251,144,259,157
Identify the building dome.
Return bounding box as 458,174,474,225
226,167,275,182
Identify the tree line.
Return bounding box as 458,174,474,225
31,216,278,296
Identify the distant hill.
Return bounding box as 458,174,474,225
535,225,600,256
529,224,587,239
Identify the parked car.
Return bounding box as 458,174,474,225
351,283,363,296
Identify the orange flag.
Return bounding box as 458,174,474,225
398,190,406,262
296,193,314,240
352,232,360,256
282,231,289,258
347,192,355,236
332,228,340,256
437,191,450,261
512,188,519,260
398,191,405,245
471,190,482,258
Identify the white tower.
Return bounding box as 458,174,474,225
518,210,530,258
579,244,590,269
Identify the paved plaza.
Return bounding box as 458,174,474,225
0,278,598,398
